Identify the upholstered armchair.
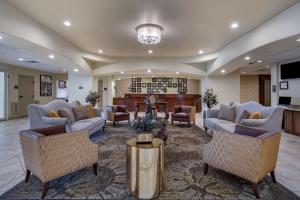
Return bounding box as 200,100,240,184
104,105,130,126
19,125,98,198
171,105,195,126
203,130,281,199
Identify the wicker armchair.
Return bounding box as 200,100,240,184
203,130,281,199
171,105,195,126
19,125,98,198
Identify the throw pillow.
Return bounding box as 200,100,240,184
218,104,235,122
235,125,268,137
237,110,250,124
48,110,60,118
73,105,89,121
249,112,262,119
58,108,76,123
87,104,96,118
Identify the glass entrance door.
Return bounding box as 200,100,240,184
0,70,6,120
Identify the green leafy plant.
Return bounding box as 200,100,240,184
203,88,218,110
85,90,102,107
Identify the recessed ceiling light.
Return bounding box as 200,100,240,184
148,50,153,54
18,58,24,61
198,50,204,54
74,69,79,72
98,49,103,53
48,54,55,59
230,22,239,29
244,56,250,60
221,69,226,73
120,71,124,74
0,36,3,40
296,38,300,42
176,72,179,74
257,60,262,63
152,75,155,78
118,78,121,81
63,20,71,27
63,69,67,72
266,65,270,68
147,69,151,73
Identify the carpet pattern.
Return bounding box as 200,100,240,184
1,124,298,199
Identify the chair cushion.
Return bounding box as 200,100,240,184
48,110,60,118
117,105,127,113
115,112,129,118
235,125,268,137
205,118,235,132
58,108,75,122
173,112,189,119
173,106,181,113
71,117,105,132
33,124,66,136
181,106,192,113
73,105,90,121
218,104,235,122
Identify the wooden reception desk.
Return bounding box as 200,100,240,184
113,94,202,112
281,105,300,137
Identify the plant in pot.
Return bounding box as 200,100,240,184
202,89,218,119
85,90,102,107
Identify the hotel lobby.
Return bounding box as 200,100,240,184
0,0,300,199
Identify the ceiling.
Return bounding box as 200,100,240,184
6,0,298,58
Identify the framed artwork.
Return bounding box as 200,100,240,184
178,78,182,83
157,78,162,82
132,88,136,93
142,83,147,88
163,83,167,87
178,88,182,93
182,88,187,93
158,83,162,87
163,87,167,93
58,80,67,88
147,83,152,87
132,83,137,87
173,83,177,88
280,81,288,90
168,78,172,82
183,78,187,83
132,78,137,82
152,83,157,87
137,78,142,82
147,88,152,94
137,88,141,93
152,78,156,82
163,78,167,82
168,83,172,88
178,82,183,88
183,83,187,88
137,83,141,87
40,75,52,96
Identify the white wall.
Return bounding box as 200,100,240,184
202,70,240,109
271,63,279,106
68,73,93,103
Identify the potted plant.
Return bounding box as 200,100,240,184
85,90,102,107
203,88,218,110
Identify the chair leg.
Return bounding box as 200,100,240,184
251,183,260,199
25,169,31,183
203,163,208,176
41,182,49,199
188,122,191,127
270,170,277,183
113,121,116,127
171,120,174,125
93,163,98,175
205,127,208,132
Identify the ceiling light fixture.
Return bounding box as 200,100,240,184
257,60,262,63
136,23,163,46
0,36,3,39
147,69,151,73
176,72,179,74
48,54,55,59
63,20,71,27
98,49,103,53
152,75,155,78
74,69,79,72
198,50,204,54
221,69,226,73
244,56,250,60
296,38,300,42
63,69,67,72
266,65,270,68
18,58,24,61
120,71,124,74
148,49,153,54
230,22,239,29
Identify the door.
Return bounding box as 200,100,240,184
0,70,6,120
259,75,271,106
18,75,34,117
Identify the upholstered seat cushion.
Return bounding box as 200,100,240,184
71,117,105,132
172,112,189,119
115,112,129,117
205,118,236,132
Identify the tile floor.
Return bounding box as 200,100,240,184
0,114,299,197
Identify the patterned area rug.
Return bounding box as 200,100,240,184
1,124,298,199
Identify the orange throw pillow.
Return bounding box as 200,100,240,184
249,112,262,119
48,110,60,118
87,104,96,118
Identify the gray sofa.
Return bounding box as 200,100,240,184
205,101,284,133
28,100,105,134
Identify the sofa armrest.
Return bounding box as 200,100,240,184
203,131,262,182
38,131,98,182
206,109,219,118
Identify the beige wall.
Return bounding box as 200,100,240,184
114,77,200,97
0,63,67,118
240,75,259,103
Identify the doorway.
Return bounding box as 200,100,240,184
259,75,271,106
0,70,7,121
18,75,35,117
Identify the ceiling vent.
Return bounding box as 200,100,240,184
25,60,40,64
